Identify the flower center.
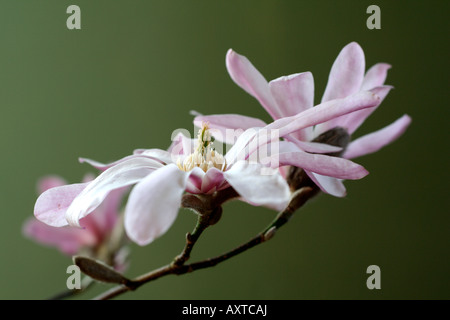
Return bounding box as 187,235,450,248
177,123,226,172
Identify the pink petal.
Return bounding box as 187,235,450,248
124,164,189,246
168,132,195,157
185,167,205,194
79,151,169,172
316,85,393,135
194,114,266,144
361,63,391,91
37,176,67,194
288,138,343,154
34,182,89,227
201,167,226,194
321,42,366,102
341,85,393,134
305,171,347,197
225,127,260,165
139,149,175,165
343,114,412,159
227,91,379,168
267,91,381,140
23,217,97,255
66,158,163,227
226,49,281,119
273,151,368,180
81,186,127,238
224,161,291,211
269,72,315,141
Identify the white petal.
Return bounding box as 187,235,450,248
224,161,291,211
124,164,189,246
66,158,163,227
306,171,347,197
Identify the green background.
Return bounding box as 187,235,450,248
0,0,448,299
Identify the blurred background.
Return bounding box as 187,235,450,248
0,0,448,299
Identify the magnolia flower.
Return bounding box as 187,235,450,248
24,175,127,268
35,124,291,246
194,43,411,196
35,86,379,247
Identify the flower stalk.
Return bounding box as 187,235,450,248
93,185,318,300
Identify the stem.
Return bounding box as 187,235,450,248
172,217,208,266
93,186,317,300
48,276,93,300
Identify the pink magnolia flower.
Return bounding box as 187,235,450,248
34,86,379,247
195,43,411,196
25,174,126,262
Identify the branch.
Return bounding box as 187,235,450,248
93,186,317,300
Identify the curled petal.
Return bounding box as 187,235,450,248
269,72,315,141
343,114,412,159
317,85,393,135
124,164,189,246
268,91,381,140
224,161,291,211
34,182,89,227
361,63,391,91
278,136,343,155
194,114,266,144
201,167,226,194
185,167,205,194
273,151,368,180
226,49,281,119
82,186,127,238
305,171,347,198
288,138,343,154
66,158,163,227
80,151,169,172
225,127,260,165
168,132,195,157
321,42,366,102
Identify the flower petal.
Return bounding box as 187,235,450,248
226,49,281,119
321,42,366,102
268,91,381,138
23,218,97,255
185,167,205,194
288,138,343,154
343,114,412,159
225,127,260,165
224,161,291,211
227,92,380,168
305,171,347,197
269,72,315,117
316,85,393,135
34,182,89,227
167,132,195,157
138,149,175,165
37,176,67,194
79,152,168,172
82,186,127,238
272,151,368,180
194,114,266,144
66,158,163,227
201,167,226,194
124,164,189,246
361,63,391,91
269,72,315,140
